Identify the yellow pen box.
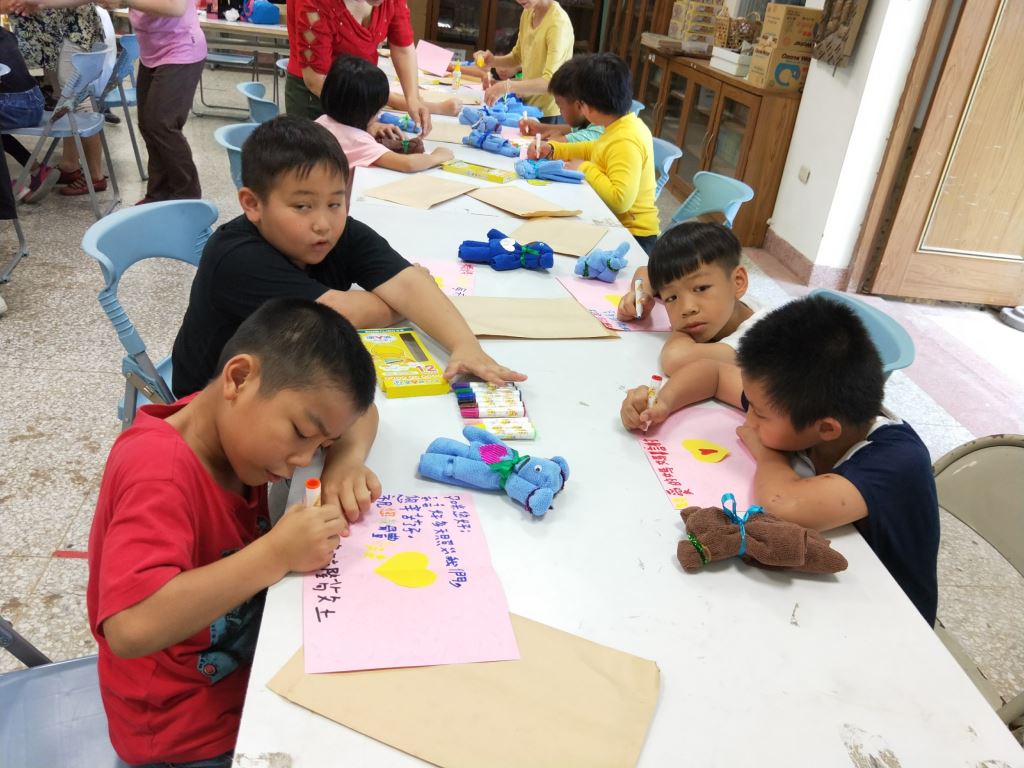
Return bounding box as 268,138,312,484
441,160,518,185
358,328,451,398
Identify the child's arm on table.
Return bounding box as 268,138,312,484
560,138,642,216
617,265,656,320
320,404,381,530
736,426,868,531
372,266,526,385
102,501,345,658
660,332,738,374
317,289,402,328
374,146,454,173
620,359,743,431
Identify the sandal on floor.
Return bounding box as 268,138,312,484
57,167,83,185
59,175,109,196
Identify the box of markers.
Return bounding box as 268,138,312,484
359,327,451,398
453,379,536,440
441,160,518,185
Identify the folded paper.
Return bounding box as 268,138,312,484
510,218,609,257
450,296,618,339
364,175,477,210
469,187,581,218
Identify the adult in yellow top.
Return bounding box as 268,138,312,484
529,54,661,253
474,0,574,119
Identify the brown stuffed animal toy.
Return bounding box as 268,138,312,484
677,495,847,574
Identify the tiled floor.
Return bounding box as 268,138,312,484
2,71,1023,732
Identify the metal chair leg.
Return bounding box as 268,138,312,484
97,128,121,216
118,84,147,181
0,218,28,284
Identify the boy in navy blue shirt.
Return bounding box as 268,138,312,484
621,295,939,623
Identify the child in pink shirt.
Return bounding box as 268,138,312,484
316,55,453,172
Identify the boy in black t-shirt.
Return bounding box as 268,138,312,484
620,295,940,624
172,115,525,400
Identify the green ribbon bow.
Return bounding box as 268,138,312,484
486,449,531,489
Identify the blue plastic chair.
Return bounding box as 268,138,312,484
671,171,754,229
99,35,146,180
0,63,28,284
652,137,682,201
236,80,279,123
195,48,258,117
0,617,128,767
81,200,219,429
273,56,289,105
809,288,915,379
214,122,259,189
630,99,645,116
2,50,120,220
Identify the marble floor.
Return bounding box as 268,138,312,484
2,69,1023,738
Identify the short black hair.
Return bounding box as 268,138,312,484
321,55,390,131
216,298,376,411
241,115,349,198
572,53,632,116
736,295,884,430
548,55,585,99
647,222,742,294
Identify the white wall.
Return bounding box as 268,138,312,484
768,0,931,270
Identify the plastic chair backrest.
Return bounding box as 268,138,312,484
630,99,644,116
105,34,139,93
0,63,9,79
651,137,682,200
81,200,218,403
671,170,754,228
236,81,279,123
215,122,260,188
0,654,127,767
57,50,108,114
275,56,289,72
933,434,1024,576
808,288,915,376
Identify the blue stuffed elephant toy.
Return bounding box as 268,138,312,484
418,426,569,517
574,242,629,282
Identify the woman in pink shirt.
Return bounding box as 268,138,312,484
35,0,207,202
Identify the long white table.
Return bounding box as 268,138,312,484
232,119,1024,767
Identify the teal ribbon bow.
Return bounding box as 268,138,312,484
486,450,531,489
721,492,764,557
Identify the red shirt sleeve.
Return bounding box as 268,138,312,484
386,0,414,48
291,0,337,75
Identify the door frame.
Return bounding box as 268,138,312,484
845,0,958,292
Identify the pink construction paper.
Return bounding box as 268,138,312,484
558,276,672,332
303,494,519,673
638,401,756,510
416,39,455,77
422,259,476,297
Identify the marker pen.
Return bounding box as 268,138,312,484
634,279,643,319
456,391,523,404
647,374,663,410
460,402,527,418
452,381,518,392
305,477,321,507
534,133,541,157
469,423,536,440
463,416,534,428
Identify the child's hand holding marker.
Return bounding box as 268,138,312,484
618,273,655,321
268,485,347,572
526,140,553,160
620,375,670,432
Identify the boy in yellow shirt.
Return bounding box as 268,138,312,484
476,0,574,119
529,53,661,252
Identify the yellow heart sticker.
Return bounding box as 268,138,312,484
604,294,621,307
433,275,446,289
374,551,438,588
683,439,730,463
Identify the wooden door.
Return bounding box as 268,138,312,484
707,84,759,180
668,68,720,196
869,0,1024,305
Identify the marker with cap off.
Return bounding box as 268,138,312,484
634,279,643,319
534,133,541,158
305,477,321,507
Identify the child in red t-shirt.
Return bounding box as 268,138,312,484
88,298,377,767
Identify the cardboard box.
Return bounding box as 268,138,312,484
710,46,752,76
671,0,688,21
762,3,822,51
747,41,811,92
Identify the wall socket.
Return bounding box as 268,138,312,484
798,165,811,184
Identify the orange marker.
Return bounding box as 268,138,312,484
305,477,321,507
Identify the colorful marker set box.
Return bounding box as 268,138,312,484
358,327,451,399
441,160,518,185
454,380,536,440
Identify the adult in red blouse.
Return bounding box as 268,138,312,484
286,0,436,135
